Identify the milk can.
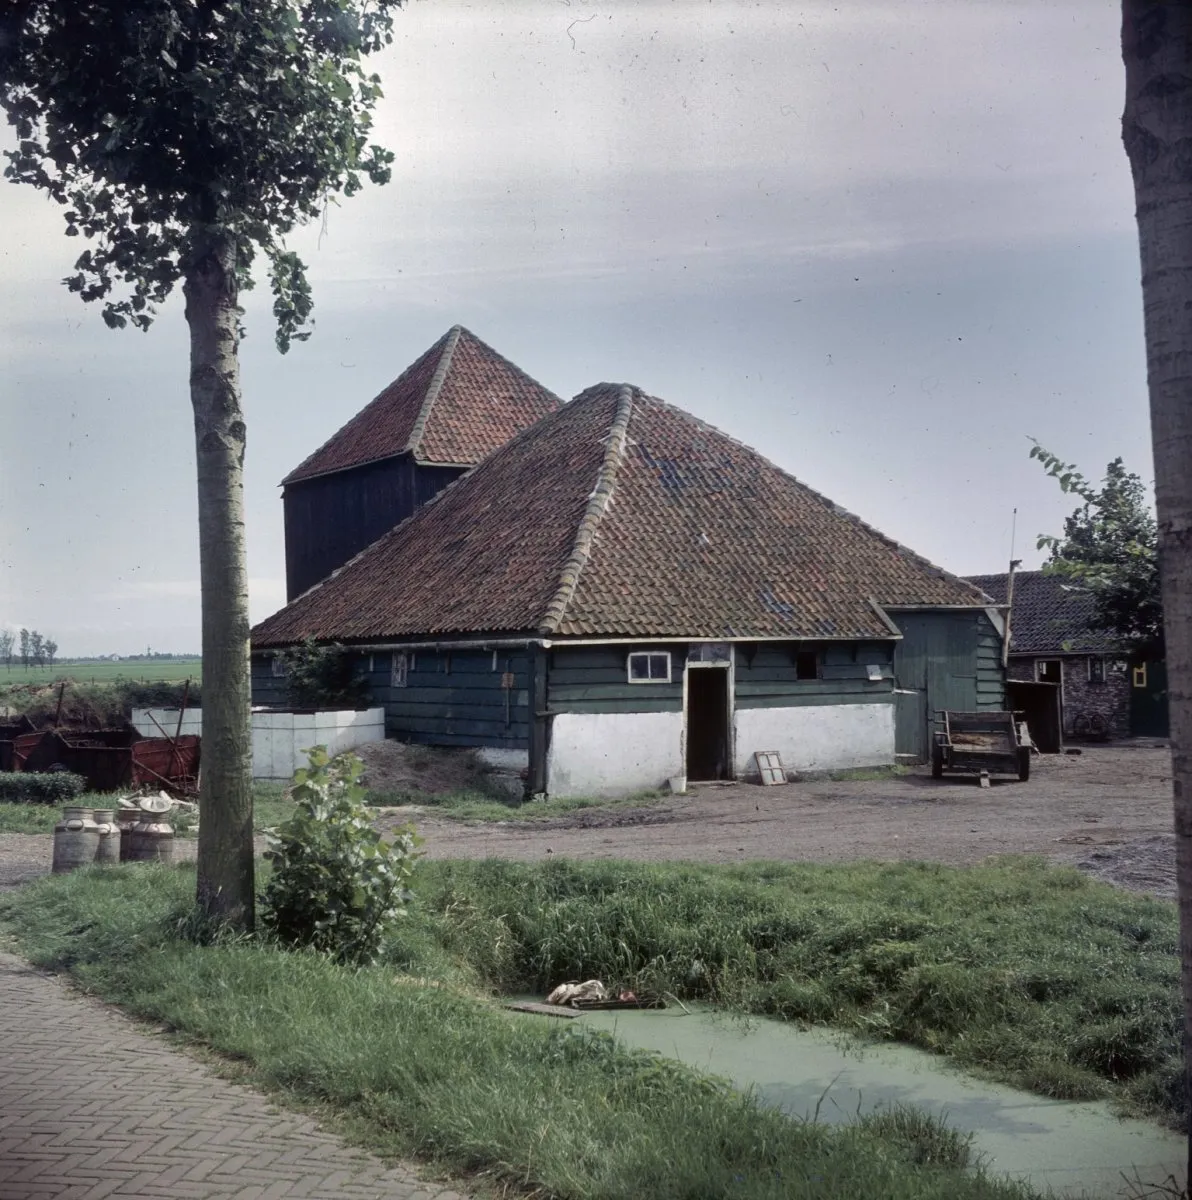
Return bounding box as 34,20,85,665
51,807,100,874
116,805,141,861
125,809,175,865
92,809,121,865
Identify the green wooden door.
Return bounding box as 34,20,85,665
892,612,981,762
1129,659,1169,737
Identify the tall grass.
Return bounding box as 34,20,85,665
0,865,1038,1200
401,858,1183,1122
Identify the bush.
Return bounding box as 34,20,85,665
0,772,86,804
260,747,421,965
277,637,368,710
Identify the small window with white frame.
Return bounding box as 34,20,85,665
627,650,671,683
391,651,409,688
270,655,286,677
1088,656,1106,684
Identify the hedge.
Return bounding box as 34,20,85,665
0,773,87,805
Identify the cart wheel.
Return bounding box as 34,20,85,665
931,742,944,779
1017,746,1031,782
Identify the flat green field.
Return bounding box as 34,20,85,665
0,660,201,686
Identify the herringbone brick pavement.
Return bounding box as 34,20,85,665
0,953,466,1200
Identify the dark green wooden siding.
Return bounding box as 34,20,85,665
547,642,896,713
975,612,1006,710
548,646,683,714
734,642,896,708
891,609,1006,761
251,649,530,748
381,649,529,748
250,656,288,707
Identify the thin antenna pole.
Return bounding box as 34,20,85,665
1003,508,1020,670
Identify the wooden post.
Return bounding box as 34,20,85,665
1002,559,1021,669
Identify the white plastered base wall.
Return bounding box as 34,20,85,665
547,711,683,798
733,703,895,776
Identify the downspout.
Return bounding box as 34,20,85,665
527,644,549,798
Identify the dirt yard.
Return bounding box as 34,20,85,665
387,742,1181,898
0,743,1179,897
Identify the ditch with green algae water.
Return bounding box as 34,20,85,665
573,1007,1185,1200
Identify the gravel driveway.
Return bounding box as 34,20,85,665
397,742,1179,897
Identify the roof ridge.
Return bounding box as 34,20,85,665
452,325,565,408
538,384,635,634
279,328,451,486
407,325,463,461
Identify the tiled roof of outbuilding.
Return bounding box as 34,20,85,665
253,384,990,647
965,570,1115,654
281,326,562,484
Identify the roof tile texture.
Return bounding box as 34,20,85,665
254,385,989,647
258,390,618,642
282,327,561,484
966,570,1114,654
556,392,988,639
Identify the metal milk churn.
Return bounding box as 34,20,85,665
116,802,141,861
92,809,121,865
52,807,100,874
125,794,175,865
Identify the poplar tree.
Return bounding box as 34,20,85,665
1,0,405,926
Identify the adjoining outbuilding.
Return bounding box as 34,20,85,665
281,325,562,600
253,383,1005,796
966,569,1168,744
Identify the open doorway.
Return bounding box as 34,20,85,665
686,666,731,781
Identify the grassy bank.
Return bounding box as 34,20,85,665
400,858,1182,1123
0,865,1037,1200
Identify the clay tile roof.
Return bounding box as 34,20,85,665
253,384,990,648
281,326,562,485
965,570,1114,654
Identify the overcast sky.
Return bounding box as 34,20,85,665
0,0,1150,657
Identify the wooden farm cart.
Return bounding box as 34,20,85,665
931,710,1031,785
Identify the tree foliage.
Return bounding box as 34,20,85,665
0,0,403,350
1030,440,1163,656
278,636,369,710
1,0,406,927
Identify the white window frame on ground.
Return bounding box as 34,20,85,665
391,650,409,688
627,650,672,683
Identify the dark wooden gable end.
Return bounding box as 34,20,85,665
284,456,463,601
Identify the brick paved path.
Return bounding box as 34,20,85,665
0,952,465,1200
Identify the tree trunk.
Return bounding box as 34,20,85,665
1122,2,1192,1181
184,227,254,929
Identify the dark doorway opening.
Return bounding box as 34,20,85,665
1006,680,1062,753
687,667,731,781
